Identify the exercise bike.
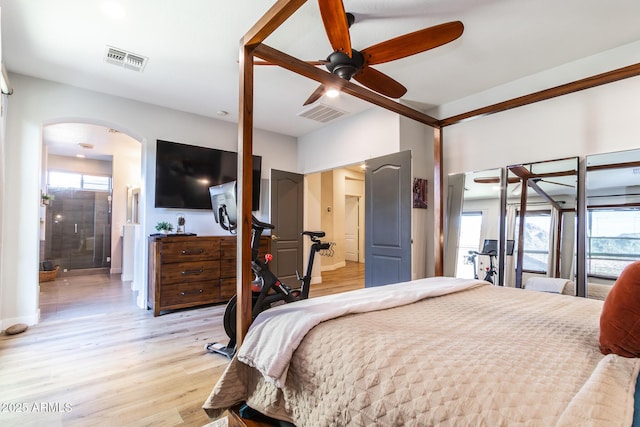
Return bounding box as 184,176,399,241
205,199,330,359
466,249,497,283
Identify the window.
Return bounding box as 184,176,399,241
587,208,640,278
48,171,111,192
515,210,551,273
456,212,482,279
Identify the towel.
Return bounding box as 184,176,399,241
525,277,571,293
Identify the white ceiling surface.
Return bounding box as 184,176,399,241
3,0,640,157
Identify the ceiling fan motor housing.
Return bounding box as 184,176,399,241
326,49,364,80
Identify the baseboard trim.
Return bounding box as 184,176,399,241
137,294,147,310
1,309,40,330
321,260,346,272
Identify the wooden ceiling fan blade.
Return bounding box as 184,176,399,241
319,0,352,57
303,84,326,106
353,67,407,98
508,165,531,178
473,177,501,184
474,177,521,184
361,21,463,65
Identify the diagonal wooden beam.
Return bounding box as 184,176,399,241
252,43,441,128
527,179,564,211
242,0,307,48
440,62,640,127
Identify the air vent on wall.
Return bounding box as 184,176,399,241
105,46,148,72
297,103,347,123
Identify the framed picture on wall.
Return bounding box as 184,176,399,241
413,178,428,209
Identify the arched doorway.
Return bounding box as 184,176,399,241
39,121,142,317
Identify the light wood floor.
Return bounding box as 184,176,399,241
0,262,364,427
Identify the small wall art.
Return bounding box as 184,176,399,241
413,178,428,209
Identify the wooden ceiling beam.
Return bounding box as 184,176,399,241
252,43,441,128
527,179,564,211
242,0,307,48
440,62,640,127
587,160,640,171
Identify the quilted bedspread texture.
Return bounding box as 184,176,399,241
204,284,640,426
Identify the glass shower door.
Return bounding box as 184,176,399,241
44,189,111,271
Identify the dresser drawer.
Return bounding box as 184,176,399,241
160,260,220,285
220,278,236,300
160,281,218,308
160,239,220,263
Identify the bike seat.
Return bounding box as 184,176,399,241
302,231,325,238
252,216,275,230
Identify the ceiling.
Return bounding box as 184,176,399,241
2,0,640,156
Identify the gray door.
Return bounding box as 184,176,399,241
365,150,412,287
271,169,304,284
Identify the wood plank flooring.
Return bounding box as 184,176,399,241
0,262,363,427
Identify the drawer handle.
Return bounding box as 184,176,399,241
180,289,204,296
181,268,204,275
182,248,205,255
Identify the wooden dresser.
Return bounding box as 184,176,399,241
148,234,270,316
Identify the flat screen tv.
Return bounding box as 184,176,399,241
154,140,261,210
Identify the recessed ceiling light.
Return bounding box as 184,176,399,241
101,2,126,20
217,110,229,116
76,154,86,159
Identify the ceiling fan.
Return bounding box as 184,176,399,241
257,0,464,106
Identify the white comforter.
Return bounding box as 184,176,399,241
237,276,486,387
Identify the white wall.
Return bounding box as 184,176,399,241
442,75,640,176
298,108,401,174
0,73,298,328
399,116,434,278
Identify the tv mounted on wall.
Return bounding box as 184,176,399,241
154,139,261,210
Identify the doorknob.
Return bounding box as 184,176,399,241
271,234,279,241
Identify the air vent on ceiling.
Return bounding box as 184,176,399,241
105,46,148,72
297,103,347,123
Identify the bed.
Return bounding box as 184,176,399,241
203,276,640,426
523,277,612,300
